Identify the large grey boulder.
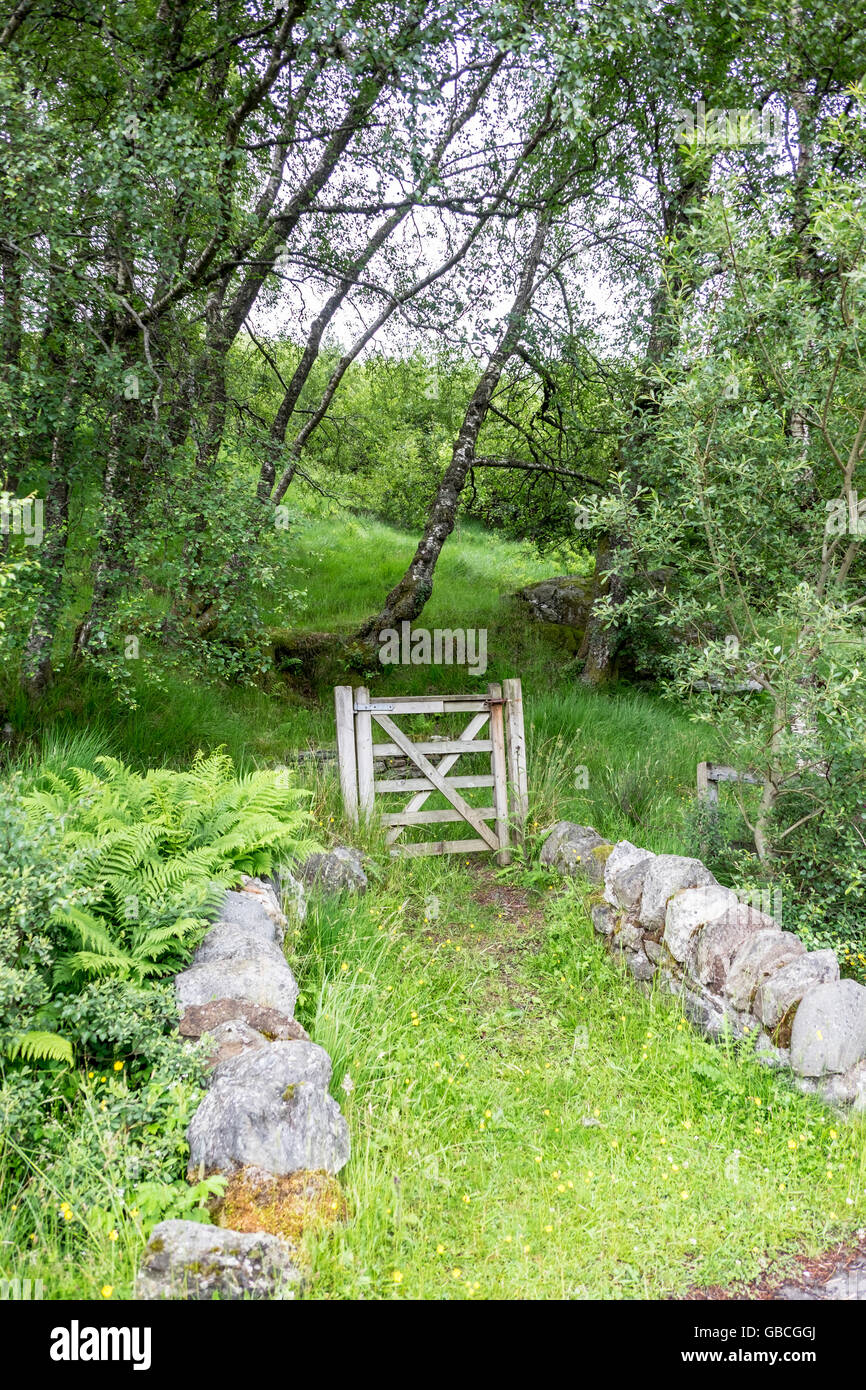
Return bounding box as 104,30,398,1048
603,841,656,912
639,856,718,929
692,903,776,993
724,929,805,1012
187,1041,350,1177
193,920,287,969
513,575,593,628
136,1220,300,1301
789,979,866,1077
663,884,738,964
540,822,610,882
295,845,367,894
176,956,299,1021
754,950,840,1036
222,887,286,944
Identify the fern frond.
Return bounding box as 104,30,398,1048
54,949,136,983
10,1031,74,1066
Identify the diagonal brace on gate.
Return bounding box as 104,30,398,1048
333,681,528,863
371,710,500,851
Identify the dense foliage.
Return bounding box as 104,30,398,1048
0,750,313,1260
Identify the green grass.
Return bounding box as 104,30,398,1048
286,854,866,1300
0,1074,218,1301
0,1095,165,1303
4,507,727,845
4,845,863,1302
278,513,559,636
2,513,580,767
1,666,333,772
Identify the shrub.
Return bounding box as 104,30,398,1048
0,749,315,1179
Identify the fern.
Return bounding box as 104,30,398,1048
21,748,316,994
10,1031,74,1066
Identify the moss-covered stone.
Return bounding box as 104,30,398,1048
591,842,614,864
213,1165,348,1243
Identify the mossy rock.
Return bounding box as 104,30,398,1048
213,1165,348,1243
270,629,343,681
591,843,614,864
511,576,593,637
269,629,377,691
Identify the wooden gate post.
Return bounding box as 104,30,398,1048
334,685,358,825
502,676,528,844
488,682,511,866
354,685,376,821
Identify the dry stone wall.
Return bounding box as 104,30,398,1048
136,856,363,1300
540,822,866,1111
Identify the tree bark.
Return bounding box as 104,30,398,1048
355,216,549,643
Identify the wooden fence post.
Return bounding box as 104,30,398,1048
488,682,511,866
503,676,528,843
334,685,359,825
696,761,718,806
354,685,376,822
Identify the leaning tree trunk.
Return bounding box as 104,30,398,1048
355,217,549,644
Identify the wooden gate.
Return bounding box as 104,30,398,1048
334,680,528,864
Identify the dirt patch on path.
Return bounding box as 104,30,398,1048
686,1231,866,1300
467,869,545,922
467,866,547,1013
417,863,548,1016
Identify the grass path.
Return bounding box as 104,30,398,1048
294,860,866,1300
